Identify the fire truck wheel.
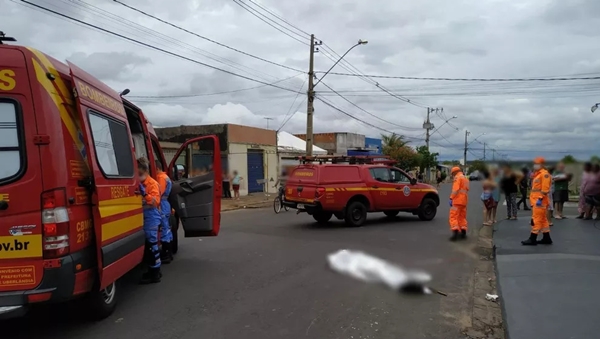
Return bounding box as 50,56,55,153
345,201,367,227
85,280,118,320
313,211,333,224
383,210,400,218
417,198,437,221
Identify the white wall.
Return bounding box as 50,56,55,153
227,143,278,196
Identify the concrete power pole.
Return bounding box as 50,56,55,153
463,130,470,172
305,34,316,156
483,142,486,161
423,108,435,182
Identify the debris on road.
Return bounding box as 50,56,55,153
485,293,499,302
327,249,432,295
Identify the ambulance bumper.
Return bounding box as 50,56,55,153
0,305,27,319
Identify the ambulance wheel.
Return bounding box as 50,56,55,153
384,210,399,218
313,211,333,224
85,280,118,320
418,198,437,221
345,201,367,227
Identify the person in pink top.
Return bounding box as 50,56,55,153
583,164,600,220
576,162,593,219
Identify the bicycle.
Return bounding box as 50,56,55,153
273,186,289,214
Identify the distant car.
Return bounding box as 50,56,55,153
469,171,481,181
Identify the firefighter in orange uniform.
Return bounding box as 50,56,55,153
138,158,162,284
522,157,553,245
449,166,469,241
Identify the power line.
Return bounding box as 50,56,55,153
60,0,287,83
111,0,304,73
278,77,308,131
231,0,309,46
244,0,310,36
319,81,422,131
279,97,307,131
20,0,302,93
323,72,600,82
129,74,303,98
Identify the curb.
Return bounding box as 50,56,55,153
462,223,505,339
221,200,272,212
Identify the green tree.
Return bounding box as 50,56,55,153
381,133,409,151
384,145,421,171
561,155,577,164
468,160,487,175
590,155,600,163
415,145,439,173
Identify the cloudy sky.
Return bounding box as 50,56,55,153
5,0,600,161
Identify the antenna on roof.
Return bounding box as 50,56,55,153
0,32,17,45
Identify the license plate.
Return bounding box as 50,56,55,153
297,204,305,209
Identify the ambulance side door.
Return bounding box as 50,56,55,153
167,136,222,237
68,62,144,289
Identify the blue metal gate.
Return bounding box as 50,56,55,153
247,150,264,193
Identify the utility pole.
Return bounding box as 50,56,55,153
482,143,486,161
305,34,316,156
492,149,496,162
463,130,470,172
423,108,435,182
264,117,274,129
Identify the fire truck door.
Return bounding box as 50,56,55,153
167,136,222,237
68,61,144,289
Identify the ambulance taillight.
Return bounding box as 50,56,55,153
41,189,70,259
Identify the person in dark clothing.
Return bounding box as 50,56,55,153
517,167,530,210
222,170,232,199
500,163,523,220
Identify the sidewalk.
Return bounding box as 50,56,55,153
221,193,273,212
493,208,600,339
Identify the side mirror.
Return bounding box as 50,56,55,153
410,178,417,185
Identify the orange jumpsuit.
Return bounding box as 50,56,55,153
530,168,551,234
449,171,469,231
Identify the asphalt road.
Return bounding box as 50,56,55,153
4,183,486,339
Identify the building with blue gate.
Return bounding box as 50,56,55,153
156,123,278,196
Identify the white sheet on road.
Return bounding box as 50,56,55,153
327,249,432,294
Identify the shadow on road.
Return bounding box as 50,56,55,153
291,214,427,230
1,267,143,338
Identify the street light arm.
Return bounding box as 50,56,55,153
314,41,365,87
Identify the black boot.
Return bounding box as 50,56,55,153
140,267,162,284
161,242,173,264
450,230,459,241
576,213,584,219
460,230,467,239
521,233,538,246
538,232,553,245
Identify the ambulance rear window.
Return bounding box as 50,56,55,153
0,99,24,185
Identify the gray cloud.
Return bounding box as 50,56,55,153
68,51,152,82
6,0,600,161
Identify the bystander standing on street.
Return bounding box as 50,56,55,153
517,167,531,210
577,162,593,218
481,170,496,226
491,167,501,223
500,163,523,220
583,164,600,220
222,170,232,199
547,166,555,226
552,162,572,219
